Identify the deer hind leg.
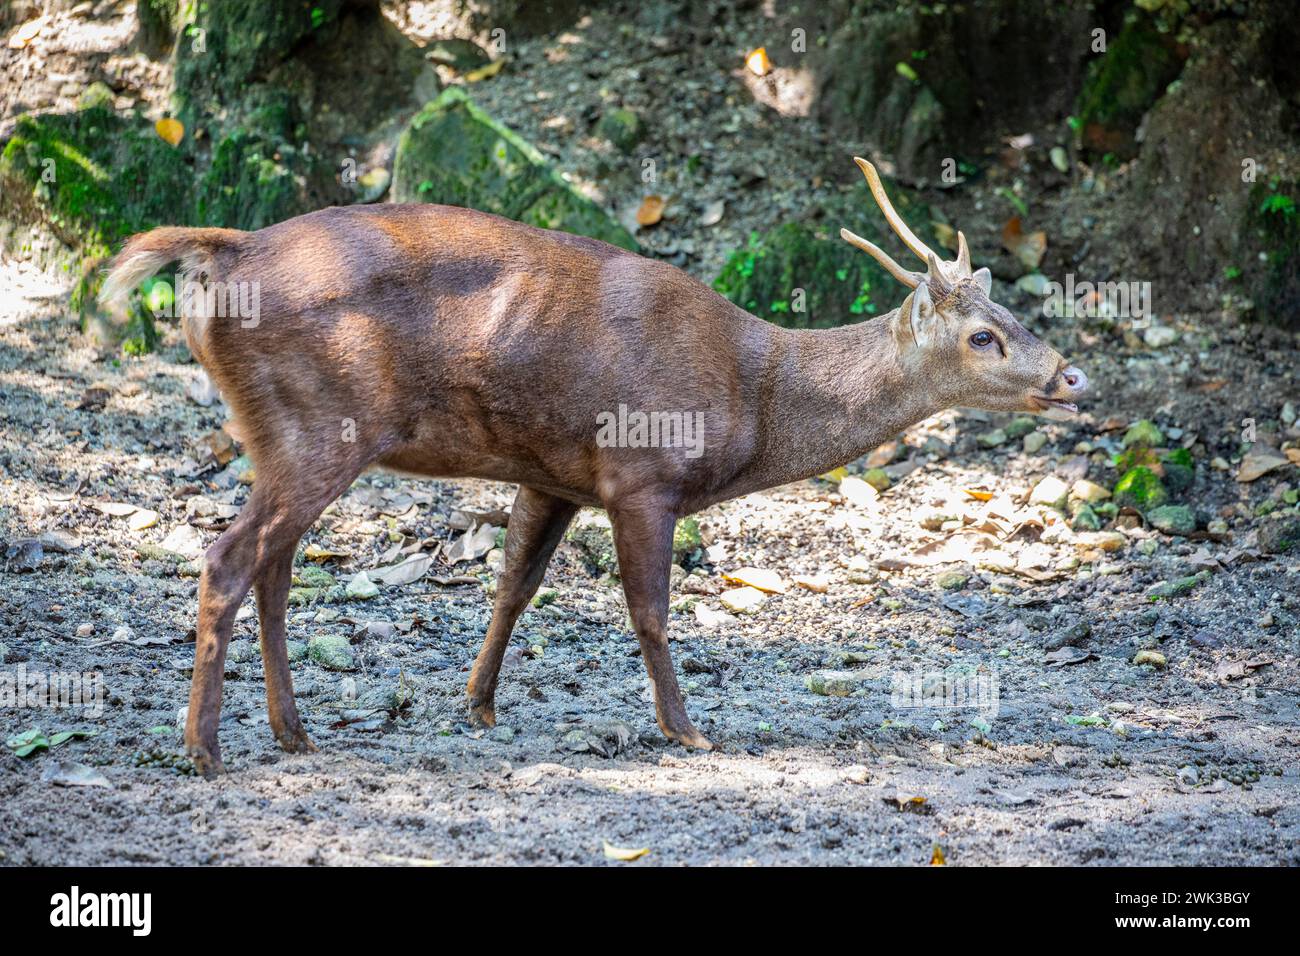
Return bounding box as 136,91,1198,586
466,486,578,727
609,499,713,750
255,543,314,755
185,443,372,779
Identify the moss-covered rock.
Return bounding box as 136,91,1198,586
1247,178,1300,328
195,130,305,231
1122,419,1165,449
1114,466,1168,511
713,179,935,328
1160,447,1195,494
1076,10,1185,160
1146,504,1196,536
1258,515,1300,554
596,108,644,153
392,87,636,251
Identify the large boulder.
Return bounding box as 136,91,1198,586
391,87,637,251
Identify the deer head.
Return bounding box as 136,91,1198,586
840,157,1087,420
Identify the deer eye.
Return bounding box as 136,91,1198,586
969,330,996,349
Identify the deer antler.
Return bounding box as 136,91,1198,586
852,157,937,264
838,228,924,288
841,157,975,289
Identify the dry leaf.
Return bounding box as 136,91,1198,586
930,843,947,866
155,117,185,147
636,195,665,227
963,487,994,502
371,551,435,586
722,567,787,594
445,523,498,564
204,428,237,465
1237,444,1290,482
602,841,650,862
8,17,45,49
304,544,349,562
1001,216,1046,270
128,509,159,532
463,58,505,82
745,47,772,76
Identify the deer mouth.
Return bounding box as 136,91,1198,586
1031,395,1079,419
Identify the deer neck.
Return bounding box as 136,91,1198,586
733,313,940,494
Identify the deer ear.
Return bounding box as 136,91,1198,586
972,267,992,295
895,281,941,350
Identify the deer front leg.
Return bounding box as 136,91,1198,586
467,487,578,727
609,500,713,750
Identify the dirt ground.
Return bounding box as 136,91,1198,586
2,2,1299,866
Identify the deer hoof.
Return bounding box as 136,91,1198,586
275,727,317,755
663,725,714,751
467,698,497,728
186,742,226,780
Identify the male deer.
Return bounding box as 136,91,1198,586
99,157,1087,777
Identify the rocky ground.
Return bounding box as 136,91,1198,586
1,2,1299,866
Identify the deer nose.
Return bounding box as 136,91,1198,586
1060,366,1088,395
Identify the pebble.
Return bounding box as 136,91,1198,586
1133,650,1167,668
1023,432,1048,453
75,623,94,638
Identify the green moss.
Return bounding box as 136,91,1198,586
673,517,702,565
1160,447,1195,494
713,179,935,328
1076,11,1184,160
195,131,304,230
1247,179,1300,329
1113,466,1168,511
392,88,636,250
596,108,644,153
1122,419,1165,449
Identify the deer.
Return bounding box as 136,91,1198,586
98,157,1088,778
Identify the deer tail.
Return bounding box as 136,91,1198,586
98,226,247,313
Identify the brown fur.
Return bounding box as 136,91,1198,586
101,196,1087,777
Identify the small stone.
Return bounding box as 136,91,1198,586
720,586,766,614
1029,475,1070,508
345,571,380,600
838,475,878,507
1257,515,1300,554
936,570,969,590
1143,325,1178,348
1005,417,1037,439
1177,765,1199,786
1023,431,1048,453
112,625,134,642
227,640,255,664
286,640,308,663
488,725,515,744
308,634,356,671
0,642,7,664
1133,650,1167,668
978,429,1008,448
1146,504,1196,536
794,573,829,593
1071,503,1102,531
806,670,868,697
75,623,94,638
1070,479,1111,503
1281,401,1296,425
1206,518,1228,535
862,467,891,492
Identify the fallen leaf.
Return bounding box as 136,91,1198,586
444,523,498,564
963,487,994,502
1043,647,1095,667
722,566,787,594
42,761,111,788
700,199,725,226
463,58,505,82
1001,216,1046,271
745,47,771,76
636,195,665,227
930,843,947,866
8,17,45,49
371,551,434,586
128,509,160,531
603,841,650,862
204,428,237,465
303,544,350,562
1236,445,1290,482
155,117,184,146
